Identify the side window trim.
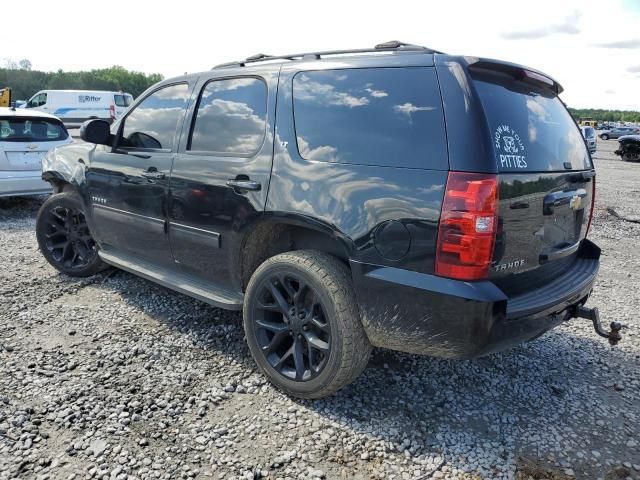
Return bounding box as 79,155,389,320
185,75,268,158
113,81,191,154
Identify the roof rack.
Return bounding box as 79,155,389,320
212,40,443,69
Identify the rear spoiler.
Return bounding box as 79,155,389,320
464,57,563,95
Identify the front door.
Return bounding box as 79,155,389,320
168,71,277,290
87,82,192,266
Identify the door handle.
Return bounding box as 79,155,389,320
226,179,261,192
141,170,165,180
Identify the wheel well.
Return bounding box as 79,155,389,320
47,178,74,194
239,222,351,291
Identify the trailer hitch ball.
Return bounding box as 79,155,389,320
574,305,624,346
608,321,623,346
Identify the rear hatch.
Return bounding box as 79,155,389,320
470,65,595,297
0,116,69,171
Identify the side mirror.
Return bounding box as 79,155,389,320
80,119,112,146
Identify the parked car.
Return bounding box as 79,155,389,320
615,135,640,162
600,126,640,140
25,90,134,128
0,107,71,197
580,125,597,154
36,42,605,398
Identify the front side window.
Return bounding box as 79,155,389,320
292,67,447,169
0,117,67,142
119,83,189,150
188,77,267,155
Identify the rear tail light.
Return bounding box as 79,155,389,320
109,104,116,121
586,176,596,236
436,172,499,280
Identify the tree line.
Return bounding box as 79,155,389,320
0,63,163,101
567,107,640,123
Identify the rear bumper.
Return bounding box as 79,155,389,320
0,171,52,197
351,239,600,359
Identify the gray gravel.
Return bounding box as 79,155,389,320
1,139,639,480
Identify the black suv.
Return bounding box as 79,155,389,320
37,42,603,398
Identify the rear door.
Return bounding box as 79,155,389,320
168,69,277,290
469,69,594,294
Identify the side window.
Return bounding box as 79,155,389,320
28,93,46,108
119,83,189,151
292,67,447,169
114,94,126,107
188,77,267,155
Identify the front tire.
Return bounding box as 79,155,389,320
601,134,609,140
243,250,372,399
36,191,107,277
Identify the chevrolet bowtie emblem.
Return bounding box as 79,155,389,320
26,144,38,150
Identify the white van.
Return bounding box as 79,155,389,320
25,90,134,127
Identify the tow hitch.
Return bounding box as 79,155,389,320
574,305,624,346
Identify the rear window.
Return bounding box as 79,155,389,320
292,67,447,169
473,74,591,172
115,94,133,107
0,117,68,142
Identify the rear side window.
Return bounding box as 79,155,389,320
0,117,68,142
188,77,267,155
473,74,591,171
292,67,447,169
119,83,189,150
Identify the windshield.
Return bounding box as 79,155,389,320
473,72,591,172
0,117,68,142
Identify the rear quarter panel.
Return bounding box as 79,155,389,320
267,61,448,274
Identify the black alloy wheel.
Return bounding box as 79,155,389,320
243,250,372,399
251,273,331,382
36,191,107,277
42,205,97,270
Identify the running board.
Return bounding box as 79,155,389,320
98,249,243,310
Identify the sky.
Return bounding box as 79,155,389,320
2,0,640,110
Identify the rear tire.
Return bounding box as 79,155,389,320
243,250,372,399
36,191,108,277
601,134,609,140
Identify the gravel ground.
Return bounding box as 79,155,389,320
1,139,639,480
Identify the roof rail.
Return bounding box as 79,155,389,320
212,40,443,69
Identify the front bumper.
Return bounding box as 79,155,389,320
0,171,52,197
351,239,600,359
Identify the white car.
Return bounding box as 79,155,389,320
0,107,72,197
25,89,134,127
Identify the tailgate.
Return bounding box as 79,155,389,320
3,149,48,171
492,170,595,296
470,64,595,296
